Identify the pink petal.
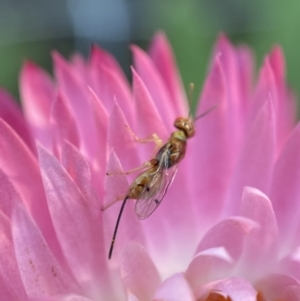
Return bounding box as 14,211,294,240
52,51,97,161
238,187,278,277
190,55,232,225
19,61,54,150
0,119,61,259
195,217,258,262
279,247,300,280
224,98,275,214
37,144,114,300
185,247,233,290
196,277,257,301
121,243,161,301
131,45,176,129
0,274,21,301
255,274,299,301
107,102,141,171
50,92,80,156
0,168,22,218
132,67,168,160
0,88,33,151
270,122,300,252
88,45,133,121
153,273,194,301
12,204,77,298
149,32,187,116
281,284,300,300
0,211,27,300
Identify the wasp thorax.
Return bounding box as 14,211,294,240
174,117,195,138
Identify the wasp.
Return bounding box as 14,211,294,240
104,86,217,259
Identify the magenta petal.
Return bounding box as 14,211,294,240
0,274,21,301
197,277,257,301
0,88,33,151
37,144,114,299
52,52,97,161
19,61,54,150
190,56,231,224
282,284,300,300
107,102,141,171
131,45,176,128
185,247,233,290
0,211,27,300
238,187,278,274
121,243,160,301
196,217,258,262
0,119,60,258
149,32,187,116
256,274,299,301
50,92,80,155
12,204,77,298
153,273,194,301
0,168,22,218
270,122,300,250
225,98,275,214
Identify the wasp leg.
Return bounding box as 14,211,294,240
125,124,163,149
106,159,157,176
101,195,125,211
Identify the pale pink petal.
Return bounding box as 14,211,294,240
50,92,80,156
0,88,33,150
196,277,257,301
0,168,22,217
0,211,27,300
149,32,187,116
132,67,168,160
0,119,61,259
30,296,93,301
37,144,116,300
12,204,77,298
107,102,141,171
191,56,231,225
131,45,176,128
153,273,194,301
270,122,300,252
19,61,54,150
185,247,233,290
121,243,161,301
238,187,278,277
225,98,275,214
195,217,258,262
255,274,299,301
88,45,133,121
282,284,300,300
52,51,97,160
88,87,108,184
279,247,300,280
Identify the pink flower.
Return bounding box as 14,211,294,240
0,32,299,301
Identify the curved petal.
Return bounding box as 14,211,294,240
185,247,233,290
238,187,278,275
131,45,175,128
270,122,300,251
195,216,258,262
19,61,54,150
12,204,77,298
0,119,61,259
153,273,194,301
225,98,275,214
149,32,187,116
37,144,114,300
196,277,257,301
121,243,161,301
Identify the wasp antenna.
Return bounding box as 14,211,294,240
194,105,218,121
108,196,129,259
187,83,195,117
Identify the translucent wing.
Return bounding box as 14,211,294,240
134,164,178,220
